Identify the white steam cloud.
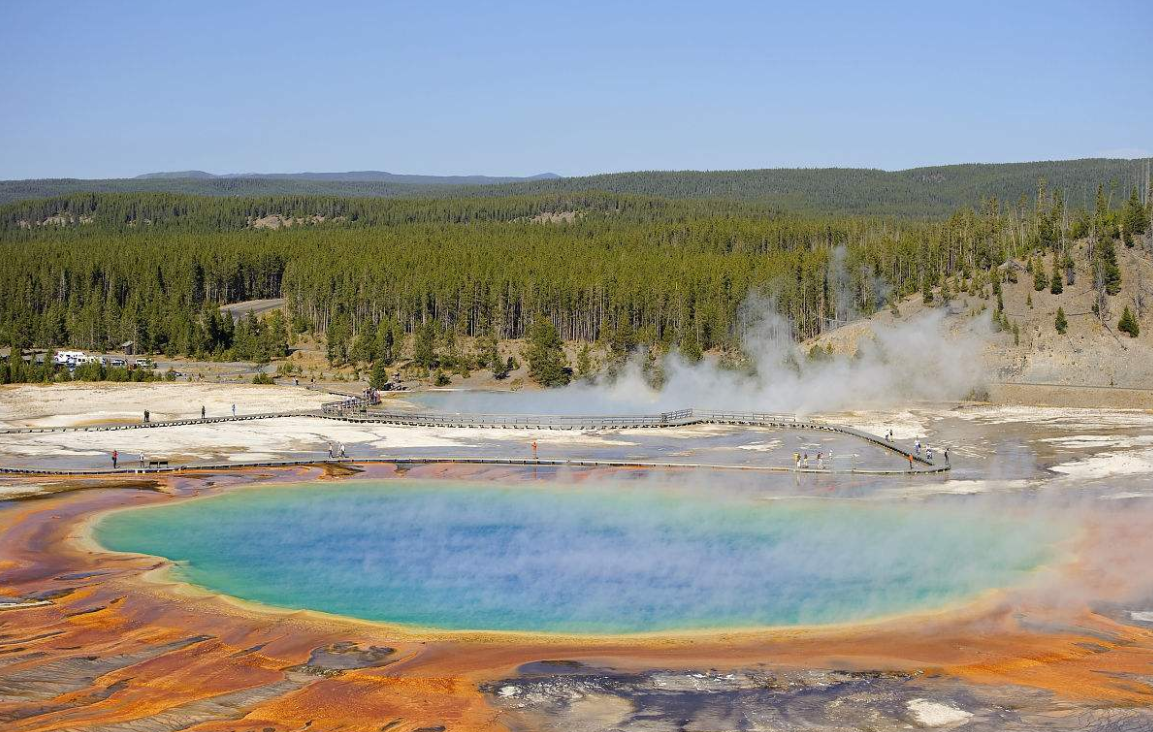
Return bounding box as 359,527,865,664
429,303,992,416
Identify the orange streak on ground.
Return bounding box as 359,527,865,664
1,467,1152,731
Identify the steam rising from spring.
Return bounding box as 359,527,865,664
429,302,992,416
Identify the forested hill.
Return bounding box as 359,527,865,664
459,158,1153,215
2,184,1149,368
3,158,1149,216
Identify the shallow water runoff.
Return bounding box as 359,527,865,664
96,479,1061,634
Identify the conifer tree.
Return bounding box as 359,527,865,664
1119,306,1140,338
376,318,397,365
350,327,376,364
264,310,289,359
325,313,350,365
1055,307,1067,334
526,317,571,387
413,320,437,372
1100,237,1122,295
1124,188,1148,236
479,333,500,375
369,358,389,389
1033,261,1047,291
679,326,703,363
576,343,594,378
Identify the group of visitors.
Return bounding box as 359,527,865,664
911,437,949,466
793,451,831,470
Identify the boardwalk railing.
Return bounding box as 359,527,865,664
325,407,698,430
322,396,372,415
694,410,799,424
1,403,940,470
0,411,316,435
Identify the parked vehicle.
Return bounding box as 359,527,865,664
54,350,85,365
110,358,127,367
134,358,154,368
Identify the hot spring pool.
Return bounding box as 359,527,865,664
95,480,1061,634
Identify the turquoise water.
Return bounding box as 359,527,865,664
96,480,1060,633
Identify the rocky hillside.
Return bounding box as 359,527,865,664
811,236,1153,391
989,239,1153,388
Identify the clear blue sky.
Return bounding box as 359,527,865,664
1,0,1150,179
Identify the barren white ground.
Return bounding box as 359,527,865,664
6,384,1153,501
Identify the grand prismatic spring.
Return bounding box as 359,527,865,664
95,478,1064,634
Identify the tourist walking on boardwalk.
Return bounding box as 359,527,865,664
339,443,347,458
944,449,950,466
327,442,333,459
531,439,538,461
907,454,914,471
793,452,800,468
143,410,149,424
927,447,934,461
231,404,236,417
201,405,205,419
111,450,118,469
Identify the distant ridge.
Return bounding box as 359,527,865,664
2,158,1149,215
134,170,218,180
133,170,561,185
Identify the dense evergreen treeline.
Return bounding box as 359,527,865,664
0,191,756,232
3,158,1149,217
1,188,1149,364
0,356,169,386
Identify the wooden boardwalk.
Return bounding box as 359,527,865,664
0,455,948,477
0,401,948,476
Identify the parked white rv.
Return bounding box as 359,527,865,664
54,350,86,365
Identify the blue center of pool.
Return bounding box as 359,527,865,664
96,480,1059,633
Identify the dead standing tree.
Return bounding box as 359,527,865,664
1093,224,1109,323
